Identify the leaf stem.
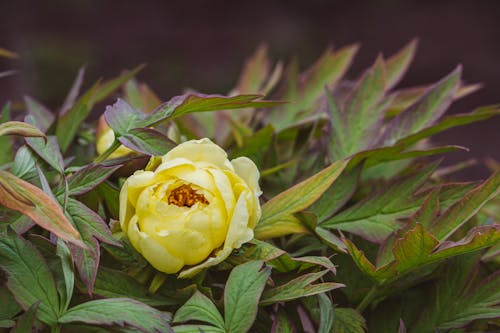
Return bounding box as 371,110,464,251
94,139,120,163
356,284,378,313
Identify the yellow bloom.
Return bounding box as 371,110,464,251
119,138,262,278
96,116,134,159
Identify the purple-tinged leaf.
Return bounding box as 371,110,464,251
59,66,86,116
10,302,39,333
385,39,418,90
23,96,54,133
57,298,171,332
0,228,60,326
224,261,271,333
260,270,343,306
0,171,84,247
0,121,46,139
104,98,146,136
321,162,438,243
394,105,500,148
119,128,177,156
66,198,120,246
386,82,481,118
380,66,461,146
25,134,65,174
56,163,122,197
68,236,99,295
56,65,144,152
332,56,386,159
430,171,500,241
145,93,283,127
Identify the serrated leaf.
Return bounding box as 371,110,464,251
119,128,177,156
0,171,84,246
321,163,437,242
92,267,173,306
0,229,60,326
173,291,224,328
0,121,46,138
430,171,500,241
410,255,500,332
58,298,171,332
10,302,39,333
332,308,367,333
56,163,122,197
255,159,347,239
380,66,461,146
385,39,417,90
224,261,271,333
23,96,54,133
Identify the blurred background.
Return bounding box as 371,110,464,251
0,0,498,178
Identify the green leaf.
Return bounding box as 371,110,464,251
173,291,224,328
56,163,122,197
380,66,461,146
331,308,367,333
92,267,173,306
409,255,500,332
65,198,120,246
321,163,437,242
172,325,225,333
255,159,348,239
0,171,84,247
330,57,386,160
0,121,46,138
394,105,500,148
385,39,417,90
10,302,39,333
0,229,60,326
224,261,271,333
56,65,144,152
430,171,500,241
25,135,65,174
10,146,37,180
311,165,361,222
318,293,334,333
23,96,54,133
58,298,171,332
260,270,343,306
119,128,177,156
56,239,74,312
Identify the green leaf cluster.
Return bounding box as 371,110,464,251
0,41,498,333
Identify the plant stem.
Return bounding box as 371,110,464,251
356,284,378,313
94,140,120,163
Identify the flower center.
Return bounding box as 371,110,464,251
167,184,209,207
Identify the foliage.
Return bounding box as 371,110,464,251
0,41,499,333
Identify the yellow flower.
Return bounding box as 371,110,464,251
119,138,262,278
96,116,134,159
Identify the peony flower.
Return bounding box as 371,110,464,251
119,138,262,278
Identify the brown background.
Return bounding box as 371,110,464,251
0,0,498,179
